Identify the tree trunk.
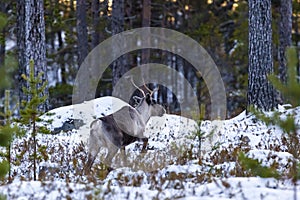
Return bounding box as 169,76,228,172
247,0,275,111
141,0,151,65
278,0,292,83
17,0,48,112
0,1,6,67
92,0,100,48
0,28,4,67
76,0,88,67
111,0,127,87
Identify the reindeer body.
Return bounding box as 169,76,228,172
85,93,165,172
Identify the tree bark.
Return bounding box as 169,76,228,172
0,1,6,67
92,0,100,48
17,0,48,112
141,0,151,65
76,0,88,67
278,0,292,83
111,0,127,87
247,0,275,111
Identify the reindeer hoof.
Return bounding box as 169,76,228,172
141,148,148,153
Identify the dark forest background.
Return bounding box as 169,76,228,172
0,0,299,118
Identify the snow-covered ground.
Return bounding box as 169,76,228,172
0,97,299,199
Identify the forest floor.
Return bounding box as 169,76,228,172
0,97,299,199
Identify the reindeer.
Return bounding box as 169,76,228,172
84,79,166,173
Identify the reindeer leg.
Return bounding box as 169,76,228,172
141,138,148,153
84,130,101,174
104,146,118,171
120,147,127,167
84,146,100,174
85,152,96,173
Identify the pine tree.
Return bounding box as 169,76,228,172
0,9,17,92
111,0,128,88
76,0,88,67
17,0,48,112
278,0,293,84
252,47,299,200
0,90,23,182
247,0,275,111
19,60,50,181
269,47,300,107
238,152,280,178
0,9,7,67
0,11,21,182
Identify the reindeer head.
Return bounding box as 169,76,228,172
144,93,165,117
130,78,166,119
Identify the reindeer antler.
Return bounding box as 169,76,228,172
142,78,159,97
150,86,159,97
144,84,152,94
130,77,146,97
